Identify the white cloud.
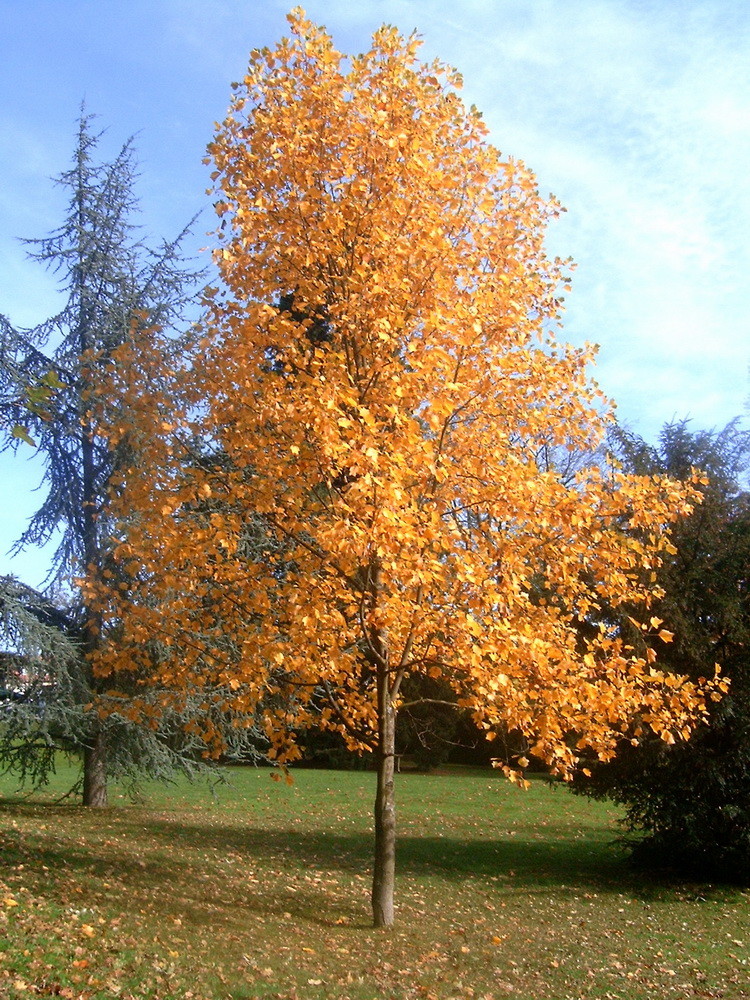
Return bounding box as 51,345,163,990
435,0,750,437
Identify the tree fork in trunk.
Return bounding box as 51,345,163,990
372,660,397,928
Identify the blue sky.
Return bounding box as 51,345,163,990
1,0,748,588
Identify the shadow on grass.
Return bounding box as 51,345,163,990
2,797,732,932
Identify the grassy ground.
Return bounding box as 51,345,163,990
1,763,749,1000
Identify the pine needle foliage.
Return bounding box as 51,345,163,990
1,113,202,582
0,114,267,801
0,576,269,796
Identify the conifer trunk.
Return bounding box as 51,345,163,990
372,661,397,928
80,422,108,806
77,136,109,809
83,726,108,807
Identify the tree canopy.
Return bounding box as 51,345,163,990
90,10,723,924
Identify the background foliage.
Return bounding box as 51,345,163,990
575,419,750,880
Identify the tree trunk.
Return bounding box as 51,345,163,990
83,726,108,807
372,662,397,927
77,170,109,810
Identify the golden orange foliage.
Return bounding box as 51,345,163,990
90,9,723,780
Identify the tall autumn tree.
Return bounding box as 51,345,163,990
0,114,203,805
93,11,722,924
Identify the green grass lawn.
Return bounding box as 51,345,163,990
1,763,749,999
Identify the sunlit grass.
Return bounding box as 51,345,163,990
1,763,748,999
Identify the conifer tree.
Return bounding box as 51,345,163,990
575,420,750,879
0,114,205,804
